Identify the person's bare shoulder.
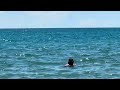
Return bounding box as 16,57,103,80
64,64,76,67
64,64,70,67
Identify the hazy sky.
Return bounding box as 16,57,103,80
0,11,120,28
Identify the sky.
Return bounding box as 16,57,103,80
0,11,120,28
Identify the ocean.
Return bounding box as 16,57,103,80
0,28,120,79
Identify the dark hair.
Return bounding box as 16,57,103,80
68,58,74,65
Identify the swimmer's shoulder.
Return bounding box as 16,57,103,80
64,64,69,67
64,64,76,67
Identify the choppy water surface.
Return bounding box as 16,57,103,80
0,28,120,79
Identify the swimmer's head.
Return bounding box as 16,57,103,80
68,58,74,66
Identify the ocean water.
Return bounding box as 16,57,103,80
0,28,120,79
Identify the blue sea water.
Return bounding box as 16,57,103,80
0,28,120,79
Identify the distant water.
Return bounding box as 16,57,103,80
0,28,120,79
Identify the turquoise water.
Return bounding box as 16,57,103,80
0,28,120,79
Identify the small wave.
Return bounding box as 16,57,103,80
94,62,100,65
0,55,10,59
2,39,12,42
80,59,83,61
86,57,89,60
17,53,41,58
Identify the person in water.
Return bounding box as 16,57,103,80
64,58,76,67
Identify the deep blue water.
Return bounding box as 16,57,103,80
0,28,120,79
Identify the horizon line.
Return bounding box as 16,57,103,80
0,27,120,29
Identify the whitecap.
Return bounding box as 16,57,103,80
94,63,100,65
80,59,83,61
5,40,8,42
86,57,89,60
